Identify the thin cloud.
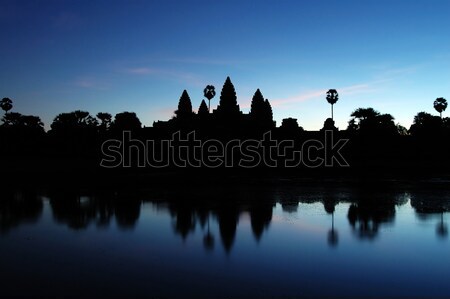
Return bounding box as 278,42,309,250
73,77,109,90
163,57,240,66
162,56,293,66
269,83,376,108
270,90,326,107
124,67,205,87
126,67,154,75
368,64,419,84
340,83,375,95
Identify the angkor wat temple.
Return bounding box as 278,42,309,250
153,76,278,132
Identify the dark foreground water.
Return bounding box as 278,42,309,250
1,181,450,298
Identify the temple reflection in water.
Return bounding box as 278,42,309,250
1,184,448,251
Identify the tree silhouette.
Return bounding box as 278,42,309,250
443,117,450,132
49,111,98,154
0,97,13,115
348,107,397,135
96,112,112,131
350,107,379,120
111,112,142,131
348,108,378,132
322,118,337,131
326,89,339,121
433,97,447,118
175,90,193,119
203,85,216,113
51,110,98,132
1,112,23,126
409,112,442,136
281,118,301,130
2,112,44,133
21,115,44,129
396,123,408,135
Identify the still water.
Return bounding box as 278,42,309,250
1,182,449,298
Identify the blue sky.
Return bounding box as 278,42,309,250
1,0,449,130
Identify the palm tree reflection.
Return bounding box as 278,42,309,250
436,212,448,238
328,211,338,247
323,198,339,247
6,186,441,252
410,191,450,239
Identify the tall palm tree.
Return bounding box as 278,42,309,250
203,85,216,113
0,97,13,114
326,89,339,121
433,97,447,118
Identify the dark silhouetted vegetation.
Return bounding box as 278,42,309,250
0,77,450,179
434,97,447,118
203,85,216,113
0,97,13,114
111,111,142,132
347,107,398,136
326,89,339,121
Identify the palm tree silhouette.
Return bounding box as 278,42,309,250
0,97,13,115
326,89,339,121
433,97,447,118
203,85,216,113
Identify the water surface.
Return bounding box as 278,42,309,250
1,183,449,298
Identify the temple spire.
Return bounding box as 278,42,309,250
216,76,240,116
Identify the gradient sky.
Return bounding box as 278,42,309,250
1,0,449,130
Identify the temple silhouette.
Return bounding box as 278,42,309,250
1,75,450,178
153,76,277,132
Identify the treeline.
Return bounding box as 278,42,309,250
0,107,143,158
0,81,449,175
1,96,449,140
